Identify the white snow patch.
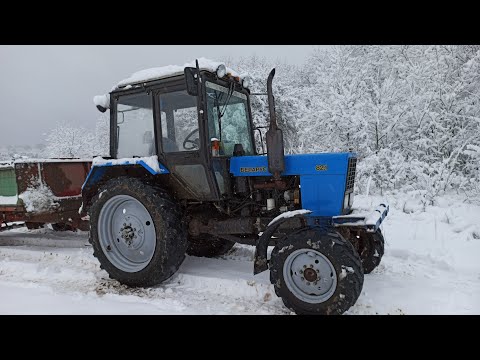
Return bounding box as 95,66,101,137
0,162,14,169
93,94,110,110
278,245,294,254
18,180,59,213
92,156,162,173
268,209,312,227
142,156,162,173
340,268,347,280
14,158,92,164
99,190,107,199
0,196,18,205
117,58,242,88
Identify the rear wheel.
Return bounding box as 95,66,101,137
89,178,188,287
341,229,384,274
270,228,364,315
186,234,235,258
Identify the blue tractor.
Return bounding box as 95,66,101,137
81,60,389,315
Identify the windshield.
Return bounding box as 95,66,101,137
206,81,254,156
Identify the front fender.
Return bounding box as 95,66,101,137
254,211,311,275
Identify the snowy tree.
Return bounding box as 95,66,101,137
93,114,110,157
223,47,479,197
43,121,95,158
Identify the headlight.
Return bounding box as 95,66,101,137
242,75,252,89
216,64,227,78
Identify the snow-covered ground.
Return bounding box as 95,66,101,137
0,193,479,315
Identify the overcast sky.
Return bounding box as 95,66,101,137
0,45,323,147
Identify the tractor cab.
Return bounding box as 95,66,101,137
100,62,256,202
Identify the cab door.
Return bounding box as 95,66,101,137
153,86,220,201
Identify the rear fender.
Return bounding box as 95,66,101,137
80,162,168,216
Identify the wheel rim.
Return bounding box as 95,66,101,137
98,195,156,273
283,248,338,304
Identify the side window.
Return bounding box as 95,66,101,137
158,91,198,153
116,93,154,158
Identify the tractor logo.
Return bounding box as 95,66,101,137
315,165,328,171
240,167,267,173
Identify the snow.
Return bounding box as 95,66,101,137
18,180,59,213
93,94,110,109
92,155,162,173
0,193,479,314
14,158,92,164
268,209,312,227
116,58,241,88
0,196,18,205
332,203,389,229
0,162,13,169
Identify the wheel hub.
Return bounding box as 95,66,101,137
303,268,318,282
283,248,338,304
121,225,135,242
98,195,156,273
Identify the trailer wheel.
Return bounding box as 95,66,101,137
51,223,75,232
89,177,188,287
270,228,364,315
187,235,235,258
25,222,44,230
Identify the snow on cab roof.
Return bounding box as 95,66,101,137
94,58,242,110
117,57,240,88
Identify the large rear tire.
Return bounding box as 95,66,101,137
270,228,364,315
89,177,188,287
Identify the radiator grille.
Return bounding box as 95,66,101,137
346,157,357,192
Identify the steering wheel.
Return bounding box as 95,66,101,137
183,128,200,150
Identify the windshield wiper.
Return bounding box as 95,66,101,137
214,82,235,143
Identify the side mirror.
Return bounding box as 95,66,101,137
184,67,199,96
96,105,107,113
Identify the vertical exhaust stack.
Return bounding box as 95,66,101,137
266,69,285,180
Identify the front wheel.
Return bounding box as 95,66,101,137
89,177,188,287
270,228,364,315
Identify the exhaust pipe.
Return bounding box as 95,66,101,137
266,69,285,180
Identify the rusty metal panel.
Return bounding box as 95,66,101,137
42,162,91,197
15,160,92,198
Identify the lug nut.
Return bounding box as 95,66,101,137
316,269,319,273
301,277,305,281
299,270,303,274
306,282,310,286
303,265,307,269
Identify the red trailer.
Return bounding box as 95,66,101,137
0,159,92,232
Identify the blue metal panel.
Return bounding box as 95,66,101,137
230,153,355,177
230,153,356,217
300,174,346,217
81,159,169,190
